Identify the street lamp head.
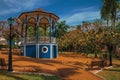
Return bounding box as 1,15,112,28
7,17,14,25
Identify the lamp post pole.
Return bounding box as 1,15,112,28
7,17,14,72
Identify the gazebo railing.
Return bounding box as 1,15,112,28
26,36,56,44
26,37,36,43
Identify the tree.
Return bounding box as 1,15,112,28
52,20,69,39
0,21,6,31
2,21,21,46
103,28,120,66
100,0,120,66
101,3,110,26
52,21,69,52
76,24,82,30
101,0,120,27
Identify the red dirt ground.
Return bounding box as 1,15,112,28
0,51,103,80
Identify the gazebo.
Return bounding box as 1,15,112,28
18,8,59,58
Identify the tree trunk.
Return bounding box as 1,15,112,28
111,9,116,28
107,44,113,66
111,18,116,28
107,20,109,27
94,52,97,58
109,51,112,66
113,45,117,57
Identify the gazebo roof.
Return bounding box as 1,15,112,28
18,8,59,24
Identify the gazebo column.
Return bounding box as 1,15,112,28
49,16,52,43
21,24,24,38
35,24,39,58
54,22,57,42
24,24,28,44
21,16,27,38
21,24,25,44
44,24,47,43
35,26,39,44
35,16,40,58
24,15,28,44
35,15,40,44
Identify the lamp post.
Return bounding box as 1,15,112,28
7,17,14,72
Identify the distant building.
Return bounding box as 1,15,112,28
68,26,77,31
0,36,7,45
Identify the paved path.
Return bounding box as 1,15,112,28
0,53,103,80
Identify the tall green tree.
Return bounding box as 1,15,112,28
52,20,69,53
53,20,69,39
101,0,120,27
101,27,120,66
101,0,120,66
2,23,21,46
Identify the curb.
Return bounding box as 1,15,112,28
89,66,113,80
89,71,105,80
10,70,54,76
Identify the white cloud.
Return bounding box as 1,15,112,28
4,0,36,9
61,10,100,26
4,0,49,9
0,0,50,15
0,8,21,15
73,6,96,12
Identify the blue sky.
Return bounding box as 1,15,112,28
0,0,102,26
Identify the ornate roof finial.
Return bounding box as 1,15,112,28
35,8,45,12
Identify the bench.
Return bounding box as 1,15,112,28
89,60,104,68
0,58,7,70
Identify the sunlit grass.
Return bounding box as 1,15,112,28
97,59,120,80
0,72,60,80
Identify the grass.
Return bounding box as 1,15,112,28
97,59,120,80
0,72,60,80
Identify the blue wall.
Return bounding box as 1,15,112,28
52,45,57,58
21,44,58,58
26,45,36,58
39,44,50,58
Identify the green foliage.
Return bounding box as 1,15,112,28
27,26,50,38
101,0,120,27
52,20,69,38
13,45,19,49
116,24,120,33
59,20,120,56
0,44,9,49
38,27,45,36
27,26,35,37
18,74,60,80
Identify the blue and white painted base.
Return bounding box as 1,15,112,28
20,43,58,59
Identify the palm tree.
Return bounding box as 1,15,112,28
53,20,69,39
101,5,110,26
52,20,69,53
101,0,120,66
101,0,120,27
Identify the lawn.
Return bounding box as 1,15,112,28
0,72,60,80
97,59,120,80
